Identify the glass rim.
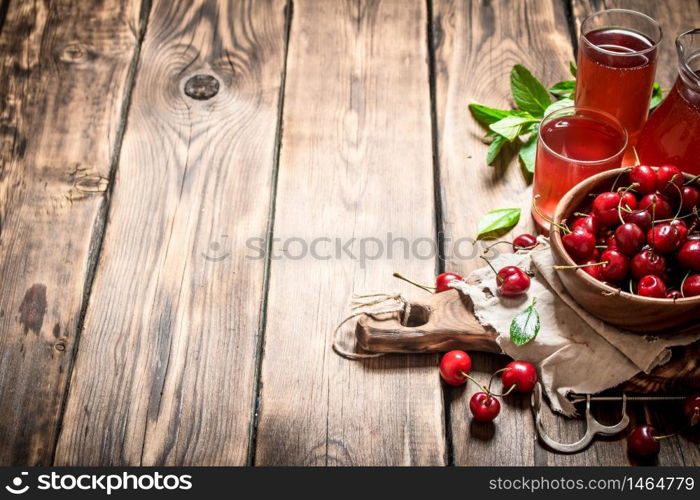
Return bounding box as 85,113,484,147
538,105,628,166
677,28,700,89
580,8,663,58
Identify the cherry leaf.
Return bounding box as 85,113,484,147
510,299,540,346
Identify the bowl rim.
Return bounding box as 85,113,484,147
550,166,700,305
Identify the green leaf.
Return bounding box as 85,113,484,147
469,103,514,125
519,133,538,174
487,134,508,165
489,115,538,141
549,80,575,98
510,64,552,117
477,208,521,240
510,299,540,346
569,61,577,77
649,82,663,111
543,98,574,117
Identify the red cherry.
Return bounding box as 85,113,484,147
497,266,530,297
682,274,700,297
656,165,683,196
627,425,660,457
600,249,629,282
512,233,537,251
593,192,622,226
637,275,667,298
639,193,672,221
684,394,700,425
622,209,653,232
439,350,472,386
469,392,501,422
581,259,603,280
562,229,597,261
670,219,688,246
620,191,638,211
666,289,683,299
501,360,537,393
629,165,657,194
614,223,645,255
678,240,700,271
646,222,681,254
436,272,463,293
680,186,699,212
631,249,667,280
605,235,619,250
572,214,598,235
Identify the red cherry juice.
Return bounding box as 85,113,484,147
532,115,626,233
576,28,658,146
636,71,700,175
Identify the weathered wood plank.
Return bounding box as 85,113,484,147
54,0,288,465
567,0,700,467
0,0,143,465
432,0,578,465
254,0,446,465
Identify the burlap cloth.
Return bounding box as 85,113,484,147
450,239,700,416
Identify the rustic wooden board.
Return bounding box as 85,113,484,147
54,0,288,465
0,0,143,465
254,0,446,466
431,0,578,466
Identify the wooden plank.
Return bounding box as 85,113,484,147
254,0,446,465
432,0,581,465
0,0,143,465
569,0,700,467
54,0,288,465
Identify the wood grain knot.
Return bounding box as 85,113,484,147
184,74,220,100
54,343,66,352
60,42,88,62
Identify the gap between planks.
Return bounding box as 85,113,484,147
49,0,154,465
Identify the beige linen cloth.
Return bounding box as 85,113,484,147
449,238,700,416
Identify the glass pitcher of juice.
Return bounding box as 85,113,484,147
637,29,700,175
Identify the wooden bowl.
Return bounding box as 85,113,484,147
550,167,700,333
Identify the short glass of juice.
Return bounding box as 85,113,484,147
532,106,627,234
575,9,662,151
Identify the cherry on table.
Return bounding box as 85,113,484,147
592,192,623,226
656,165,683,196
562,228,597,261
637,275,667,298
627,425,660,457
436,272,463,293
497,266,531,297
678,240,700,271
647,222,681,254
501,360,537,393
469,392,501,422
684,393,700,426
682,274,700,297
439,350,472,386
600,249,629,282
629,165,657,194
512,233,537,251
631,248,667,280
614,223,645,255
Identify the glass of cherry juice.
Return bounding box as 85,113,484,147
532,106,627,234
576,9,661,152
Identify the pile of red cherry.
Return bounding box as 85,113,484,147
555,164,700,298
439,350,537,422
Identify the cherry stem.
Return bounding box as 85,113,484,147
480,256,504,284
680,271,691,298
483,240,513,251
617,184,636,225
488,384,517,398
668,178,684,221
485,367,517,397
554,261,609,270
532,195,570,234
610,167,631,192
460,371,490,395
684,174,700,186
392,272,434,293
653,433,676,441
631,146,640,166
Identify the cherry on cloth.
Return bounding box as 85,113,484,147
448,238,700,417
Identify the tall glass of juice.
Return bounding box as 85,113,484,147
532,106,627,234
575,9,661,152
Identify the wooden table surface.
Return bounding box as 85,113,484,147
1,0,699,466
